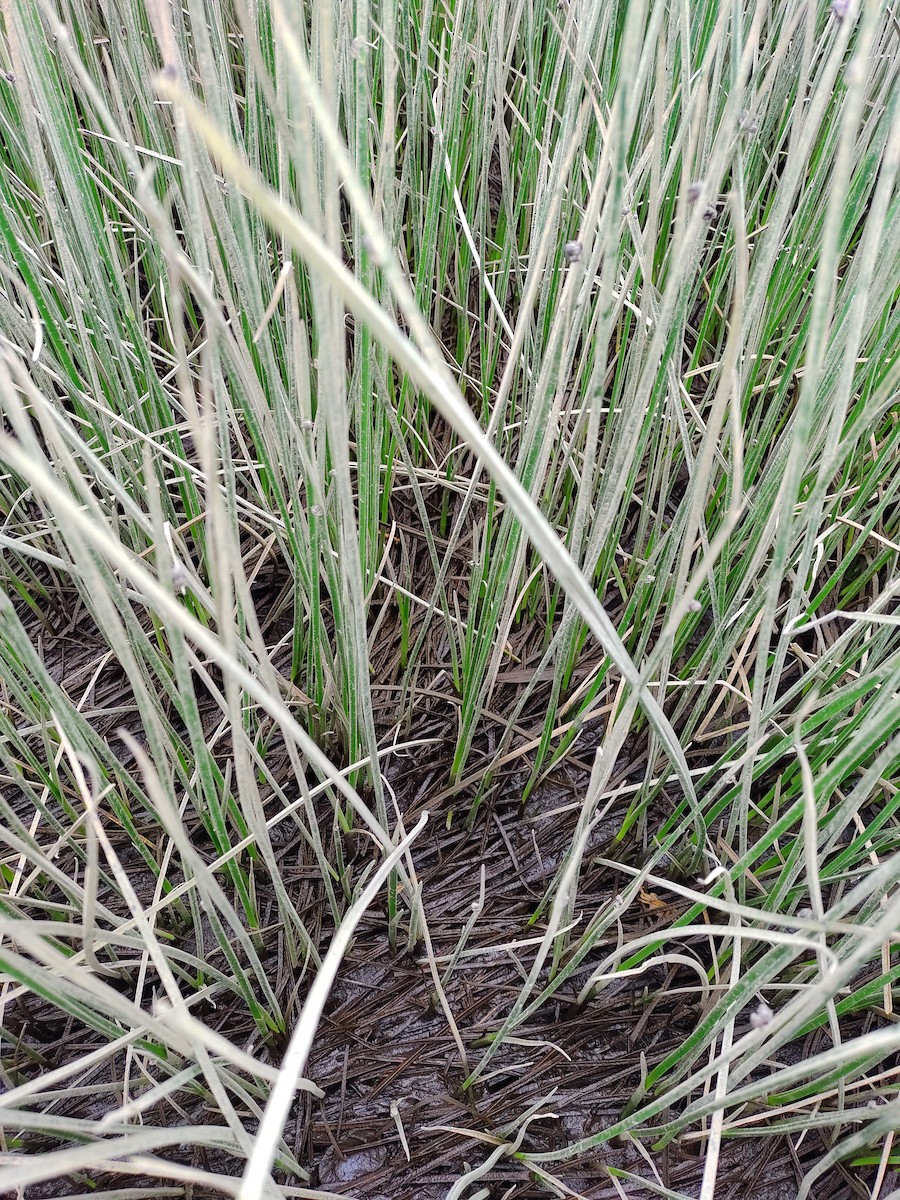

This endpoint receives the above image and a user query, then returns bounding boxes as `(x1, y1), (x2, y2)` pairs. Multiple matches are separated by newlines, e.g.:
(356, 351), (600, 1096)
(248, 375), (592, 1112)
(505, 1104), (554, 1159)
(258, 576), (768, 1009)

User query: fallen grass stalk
(239, 811), (428, 1200)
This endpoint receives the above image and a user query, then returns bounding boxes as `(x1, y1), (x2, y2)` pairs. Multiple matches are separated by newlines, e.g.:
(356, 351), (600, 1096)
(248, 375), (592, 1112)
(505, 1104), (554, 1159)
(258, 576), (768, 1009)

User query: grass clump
(0, 0), (899, 1196)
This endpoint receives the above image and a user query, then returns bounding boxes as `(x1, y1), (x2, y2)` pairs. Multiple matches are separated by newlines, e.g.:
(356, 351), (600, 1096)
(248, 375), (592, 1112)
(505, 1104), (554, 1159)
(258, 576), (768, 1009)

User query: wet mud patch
(1, 572), (890, 1200)
(295, 764), (880, 1198)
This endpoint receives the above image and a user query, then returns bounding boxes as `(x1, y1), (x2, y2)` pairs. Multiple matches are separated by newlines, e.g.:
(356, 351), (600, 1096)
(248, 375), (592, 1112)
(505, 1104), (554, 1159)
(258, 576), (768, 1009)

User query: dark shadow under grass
(2, 582), (889, 1199)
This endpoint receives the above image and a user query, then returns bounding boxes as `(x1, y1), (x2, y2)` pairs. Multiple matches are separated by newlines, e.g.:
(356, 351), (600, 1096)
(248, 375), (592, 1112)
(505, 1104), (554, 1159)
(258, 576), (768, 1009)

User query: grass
(0, 0), (899, 1195)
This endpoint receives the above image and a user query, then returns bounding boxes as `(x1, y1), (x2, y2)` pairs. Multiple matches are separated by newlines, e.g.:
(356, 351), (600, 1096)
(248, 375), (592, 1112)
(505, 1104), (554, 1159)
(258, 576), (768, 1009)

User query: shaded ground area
(297, 752), (880, 1199)
(5, 759), (878, 1198)
(0, 554), (890, 1199)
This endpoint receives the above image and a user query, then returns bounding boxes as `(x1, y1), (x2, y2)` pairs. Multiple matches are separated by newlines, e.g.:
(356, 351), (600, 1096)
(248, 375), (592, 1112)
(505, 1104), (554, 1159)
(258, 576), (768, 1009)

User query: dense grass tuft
(1, 0), (899, 1196)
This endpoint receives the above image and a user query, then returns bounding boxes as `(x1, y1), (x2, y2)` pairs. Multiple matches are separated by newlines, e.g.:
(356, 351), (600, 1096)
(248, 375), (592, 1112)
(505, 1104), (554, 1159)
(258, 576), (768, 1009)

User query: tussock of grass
(0, 0), (899, 1196)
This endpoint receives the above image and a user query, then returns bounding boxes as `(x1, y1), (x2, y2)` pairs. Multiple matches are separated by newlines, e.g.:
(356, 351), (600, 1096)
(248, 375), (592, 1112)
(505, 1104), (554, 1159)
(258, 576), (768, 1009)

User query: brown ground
(0, 504), (888, 1200)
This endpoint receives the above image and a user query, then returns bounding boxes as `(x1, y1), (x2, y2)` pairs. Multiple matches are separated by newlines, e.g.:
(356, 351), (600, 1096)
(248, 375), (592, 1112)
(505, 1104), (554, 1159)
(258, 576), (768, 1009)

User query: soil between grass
(2, 719), (884, 1198)
(1, 558), (890, 1199)
(295, 757), (877, 1200)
